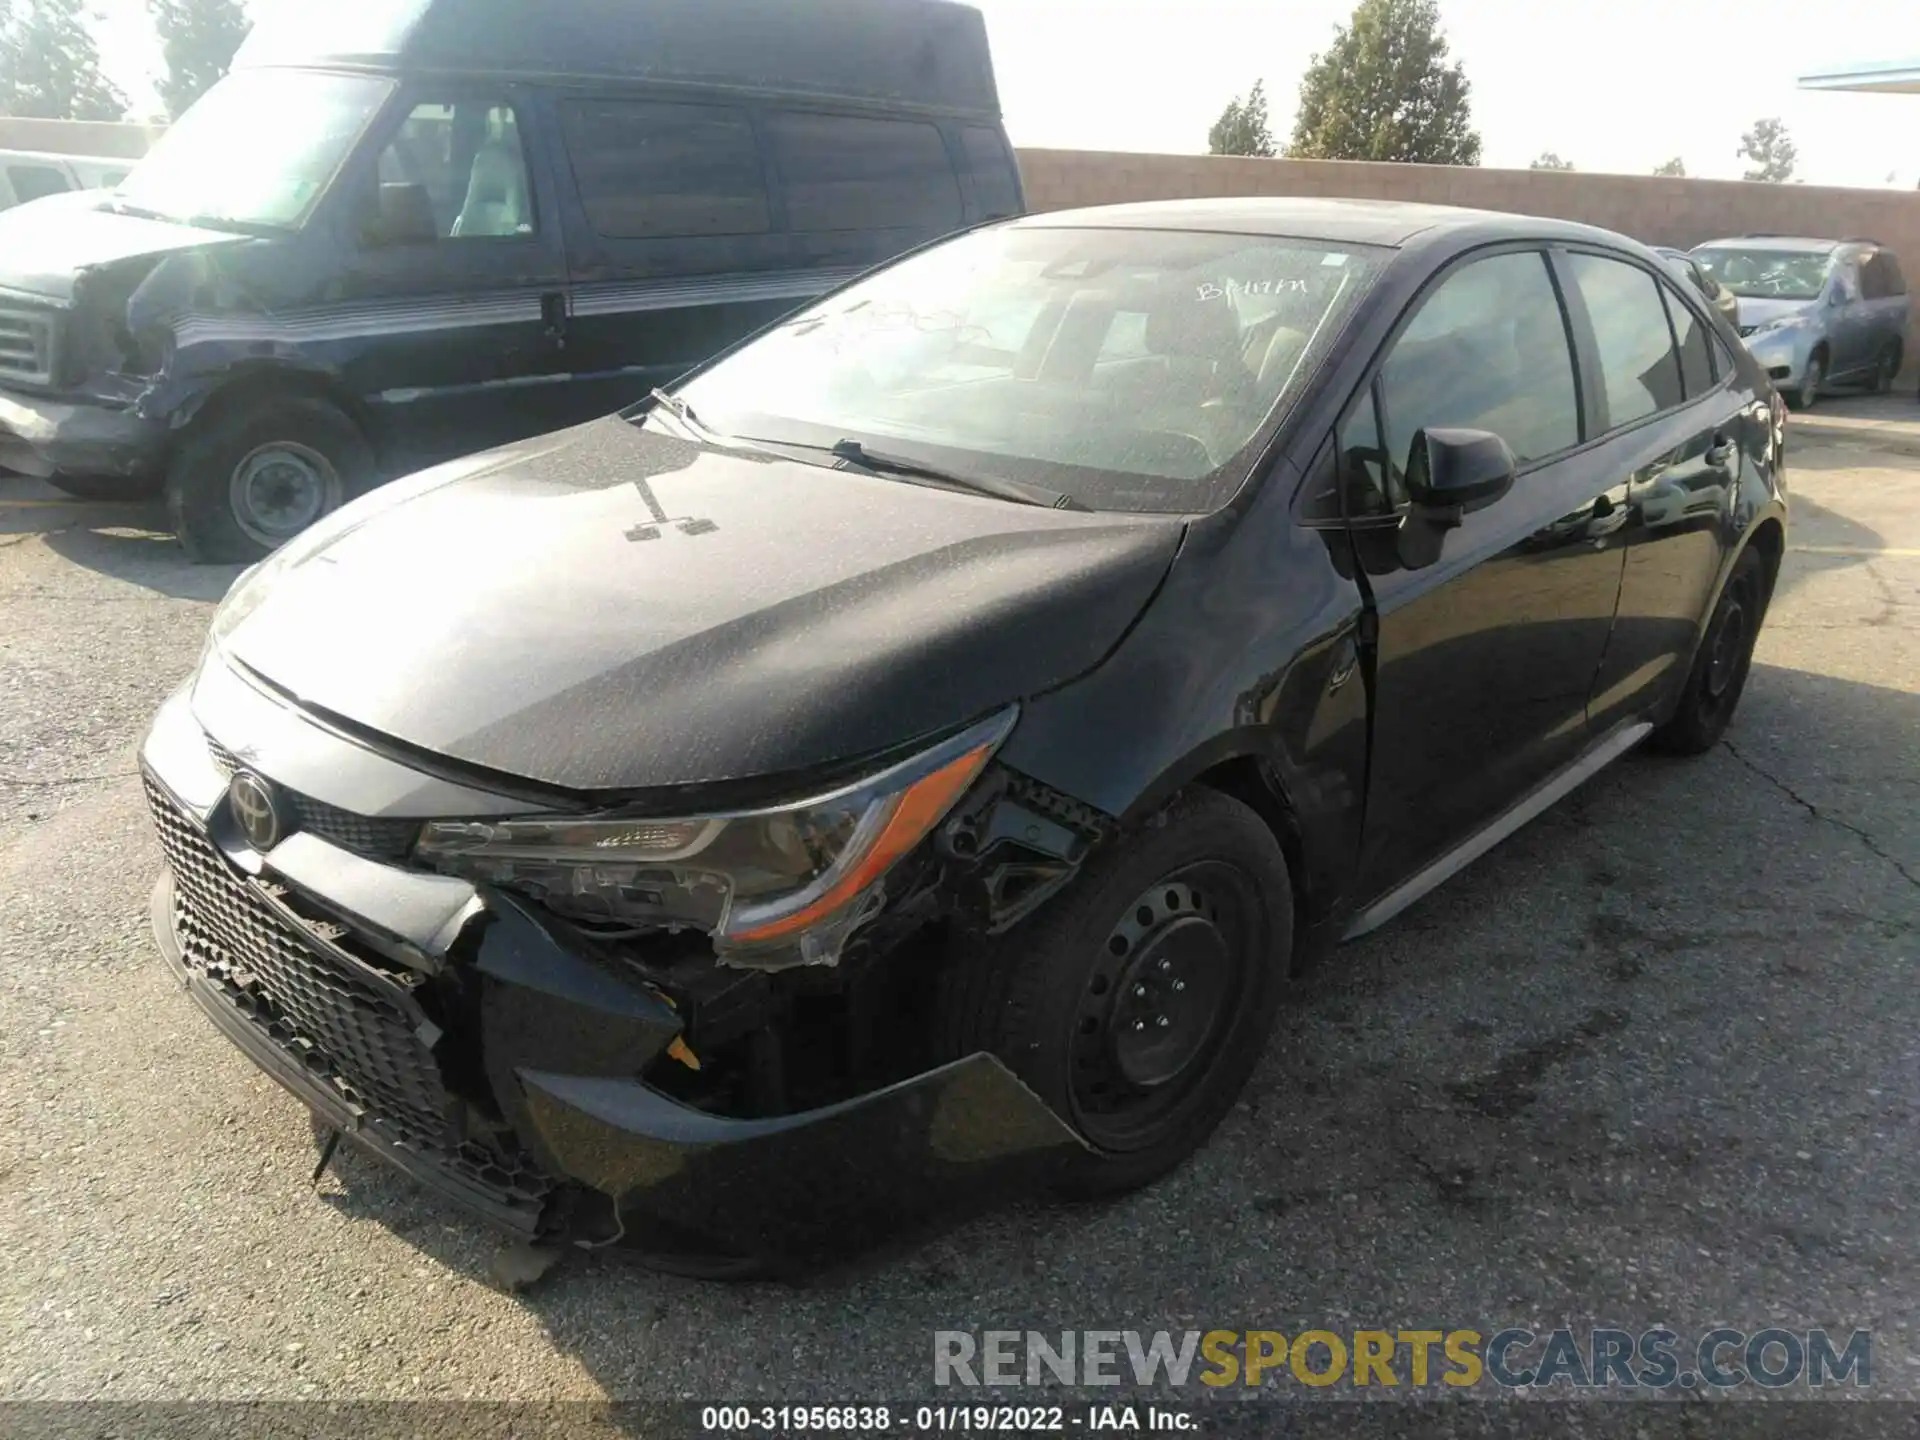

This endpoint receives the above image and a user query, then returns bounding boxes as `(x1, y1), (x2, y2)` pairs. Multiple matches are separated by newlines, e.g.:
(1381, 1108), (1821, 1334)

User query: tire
(1787, 349), (1825, 411)
(936, 787), (1294, 1197)
(164, 396), (374, 564)
(1648, 546), (1770, 756)
(1869, 341), (1901, 395)
(45, 472), (163, 502)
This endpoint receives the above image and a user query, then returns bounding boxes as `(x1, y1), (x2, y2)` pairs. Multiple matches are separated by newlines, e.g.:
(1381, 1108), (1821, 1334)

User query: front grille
(144, 773), (555, 1219)
(0, 307), (57, 386)
(206, 736), (419, 862)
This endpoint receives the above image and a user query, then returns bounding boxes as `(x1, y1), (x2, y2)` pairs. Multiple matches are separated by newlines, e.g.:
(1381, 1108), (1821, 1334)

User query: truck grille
(206, 736), (420, 862)
(144, 773), (556, 1222)
(0, 307), (57, 386)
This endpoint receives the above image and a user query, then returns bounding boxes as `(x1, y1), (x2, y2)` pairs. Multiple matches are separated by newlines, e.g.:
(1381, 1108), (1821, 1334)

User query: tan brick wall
(1015, 149), (1920, 378)
(0, 118), (159, 160)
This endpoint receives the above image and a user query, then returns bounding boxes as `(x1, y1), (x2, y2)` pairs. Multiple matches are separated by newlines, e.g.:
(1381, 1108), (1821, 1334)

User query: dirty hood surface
(0, 198), (246, 304)
(220, 417), (1185, 795)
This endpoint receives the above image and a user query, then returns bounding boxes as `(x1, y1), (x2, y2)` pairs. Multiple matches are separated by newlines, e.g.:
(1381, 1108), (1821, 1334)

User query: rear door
(545, 93), (802, 425)
(1579, 251), (1762, 731)
(1341, 246), (1630, 902)
(1826, 251), (1873, 379)
(333, 85), (573, 475)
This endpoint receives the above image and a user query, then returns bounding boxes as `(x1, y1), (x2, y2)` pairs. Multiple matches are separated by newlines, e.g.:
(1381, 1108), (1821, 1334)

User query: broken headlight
(416, 709), (1015, 966)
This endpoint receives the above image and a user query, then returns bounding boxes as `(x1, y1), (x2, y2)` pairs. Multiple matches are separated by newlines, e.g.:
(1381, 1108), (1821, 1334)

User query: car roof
(1695, 235), (1842, 252)
(1009, 197), (1645, 251)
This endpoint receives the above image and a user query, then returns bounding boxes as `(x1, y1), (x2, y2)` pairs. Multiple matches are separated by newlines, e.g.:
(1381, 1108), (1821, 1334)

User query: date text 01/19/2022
(700, 1405), (1198, 1432)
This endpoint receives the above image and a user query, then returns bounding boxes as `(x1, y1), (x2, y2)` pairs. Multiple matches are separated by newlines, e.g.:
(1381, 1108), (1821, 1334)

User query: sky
(91, 0), (1920, 188)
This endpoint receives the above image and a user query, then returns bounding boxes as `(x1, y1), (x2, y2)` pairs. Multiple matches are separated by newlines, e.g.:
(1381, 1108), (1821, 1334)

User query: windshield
(116, 69), (393, 232)
(1692, 247), (1831, 301)
(671, 225), (1388, 515)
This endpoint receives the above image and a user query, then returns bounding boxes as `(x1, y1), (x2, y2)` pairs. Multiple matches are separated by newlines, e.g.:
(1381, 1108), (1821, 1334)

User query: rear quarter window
(766, 111), (963, 234)
(960, 126), (1020, 219)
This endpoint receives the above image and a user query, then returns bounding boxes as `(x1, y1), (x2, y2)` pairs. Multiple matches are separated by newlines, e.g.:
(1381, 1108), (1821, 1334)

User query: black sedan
(140, 199), (1788, 1273)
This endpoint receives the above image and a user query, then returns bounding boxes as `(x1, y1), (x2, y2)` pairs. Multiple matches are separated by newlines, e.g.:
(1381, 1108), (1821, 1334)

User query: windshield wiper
(826, 439), (1089, 511)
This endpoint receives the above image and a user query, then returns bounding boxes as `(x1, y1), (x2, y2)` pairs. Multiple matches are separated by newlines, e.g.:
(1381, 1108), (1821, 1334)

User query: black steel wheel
(1649, 545), (1770, 755)
(937, 787), (1293, 1196)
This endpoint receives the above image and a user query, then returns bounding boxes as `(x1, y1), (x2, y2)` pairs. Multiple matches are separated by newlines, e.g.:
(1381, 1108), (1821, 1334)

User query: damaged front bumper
(140, 683), (1085, 1265)
(0, 386), (164, 478)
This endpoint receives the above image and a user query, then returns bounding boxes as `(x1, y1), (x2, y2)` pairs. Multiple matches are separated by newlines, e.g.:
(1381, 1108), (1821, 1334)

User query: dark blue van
(0, 0), (1020, 559)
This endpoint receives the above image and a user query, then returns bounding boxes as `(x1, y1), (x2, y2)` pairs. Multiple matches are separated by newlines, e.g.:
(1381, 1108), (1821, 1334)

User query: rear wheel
(1649, 546), (1770, 756)
(937, 788), (1293, 1197)
(165, 396), (375, 564)
(1870, 341), (1901, 395)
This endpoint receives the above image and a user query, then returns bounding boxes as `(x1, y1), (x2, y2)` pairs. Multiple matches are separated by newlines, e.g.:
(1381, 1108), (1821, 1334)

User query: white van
(0, 150), (133, 210)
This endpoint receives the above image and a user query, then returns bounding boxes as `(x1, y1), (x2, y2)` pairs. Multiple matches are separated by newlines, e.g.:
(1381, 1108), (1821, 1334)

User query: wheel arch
(167, 363), (378, 463)
(1123, 739), (1324, 976)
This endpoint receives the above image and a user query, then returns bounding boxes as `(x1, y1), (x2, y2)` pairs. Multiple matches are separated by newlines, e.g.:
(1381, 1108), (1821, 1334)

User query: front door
(1341, 247), (1629, 903)
(332, 85), (573, 476)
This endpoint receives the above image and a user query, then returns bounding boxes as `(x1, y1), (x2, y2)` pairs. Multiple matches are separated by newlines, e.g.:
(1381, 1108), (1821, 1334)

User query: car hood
(218, 418), (1185, 795)
(1735, 297), (1817, 331)
(0, 199), (246, 304)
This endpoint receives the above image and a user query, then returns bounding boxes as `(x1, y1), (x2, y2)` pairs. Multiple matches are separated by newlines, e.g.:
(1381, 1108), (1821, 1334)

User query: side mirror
(363, 182), (438, 248)
(1396, 427), (1516, 570)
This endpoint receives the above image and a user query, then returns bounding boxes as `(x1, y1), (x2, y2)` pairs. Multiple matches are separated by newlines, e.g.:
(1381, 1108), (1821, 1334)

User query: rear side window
(1661, 284), (1714, 398)
(1566, 254), (1684, 428)
(8, 164), (72, 204)
(766, 111), (963, 233)
(1378, 250), (1581, 472)
(961, 126), (1020, 219)
(560, 100), (770, 239)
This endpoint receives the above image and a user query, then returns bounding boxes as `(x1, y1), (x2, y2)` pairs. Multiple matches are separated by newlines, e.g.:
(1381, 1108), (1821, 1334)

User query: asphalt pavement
(1, 414), (1915, 1408)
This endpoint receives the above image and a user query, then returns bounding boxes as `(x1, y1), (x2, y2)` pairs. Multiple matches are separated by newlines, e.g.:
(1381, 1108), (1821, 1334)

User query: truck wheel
(46, 473), (163, 502)
(937, 787), (1293, 1198)
(165, 397), (374, 564)
(1648, 546), (1769, 756)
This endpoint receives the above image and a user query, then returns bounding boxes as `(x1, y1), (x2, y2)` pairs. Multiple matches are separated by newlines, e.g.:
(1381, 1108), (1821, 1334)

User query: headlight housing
(417, 709), (1016, 967)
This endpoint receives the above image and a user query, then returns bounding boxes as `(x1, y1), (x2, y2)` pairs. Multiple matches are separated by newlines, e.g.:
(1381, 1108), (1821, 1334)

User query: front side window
(766, 111), (963, 233)
(1692, 247), (1831, 301)
(560, 99), (770, 240)
(671, 225), (1388, 514)
(373, 100), (532, 239)
(1566, 254), (1684, 428)
(1377, 250), (1580, 476)
(117, 68), (393, 232)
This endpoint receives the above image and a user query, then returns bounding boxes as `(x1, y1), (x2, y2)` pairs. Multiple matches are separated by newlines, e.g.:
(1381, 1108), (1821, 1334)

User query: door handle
(1704, 435), (1735, 470)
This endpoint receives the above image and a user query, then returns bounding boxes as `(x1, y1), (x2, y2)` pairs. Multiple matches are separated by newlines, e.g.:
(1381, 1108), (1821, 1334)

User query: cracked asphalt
(1, 422), (1915, 1409)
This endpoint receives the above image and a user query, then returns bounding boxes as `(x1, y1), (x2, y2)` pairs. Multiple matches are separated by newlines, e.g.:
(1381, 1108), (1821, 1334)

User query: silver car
(1690, 235), (1909, 408)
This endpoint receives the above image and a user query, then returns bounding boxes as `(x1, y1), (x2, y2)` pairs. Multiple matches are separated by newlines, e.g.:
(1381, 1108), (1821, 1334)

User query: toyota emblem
(228, 770), (285, 852)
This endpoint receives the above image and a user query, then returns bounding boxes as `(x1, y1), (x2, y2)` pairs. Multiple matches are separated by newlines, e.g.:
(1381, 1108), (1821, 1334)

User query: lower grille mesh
(145, 773), (554, 1217)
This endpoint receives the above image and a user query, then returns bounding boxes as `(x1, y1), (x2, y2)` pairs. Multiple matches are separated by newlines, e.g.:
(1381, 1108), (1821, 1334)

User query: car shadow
(288, 664), (1917, 1407)
(0, 477), (244, 602)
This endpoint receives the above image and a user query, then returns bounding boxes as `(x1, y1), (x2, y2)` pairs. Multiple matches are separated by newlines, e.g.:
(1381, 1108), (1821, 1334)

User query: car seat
(451, 141), (527, 238)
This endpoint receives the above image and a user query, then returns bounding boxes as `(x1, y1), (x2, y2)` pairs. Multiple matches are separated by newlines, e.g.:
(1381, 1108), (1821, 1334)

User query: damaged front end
(142, 684), (1113, 1267)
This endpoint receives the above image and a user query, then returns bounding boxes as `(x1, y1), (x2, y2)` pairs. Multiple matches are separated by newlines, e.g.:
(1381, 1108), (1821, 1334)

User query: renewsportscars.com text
(933, 1328), (1872, 1391)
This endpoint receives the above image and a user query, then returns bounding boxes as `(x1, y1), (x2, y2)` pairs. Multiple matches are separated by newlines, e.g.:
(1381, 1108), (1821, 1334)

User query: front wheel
(936, 787), (1293, 1197)
(1648, 546), (1770, 756)
(1787, 350), (1826, 411)
(165, 397), (375, 564)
